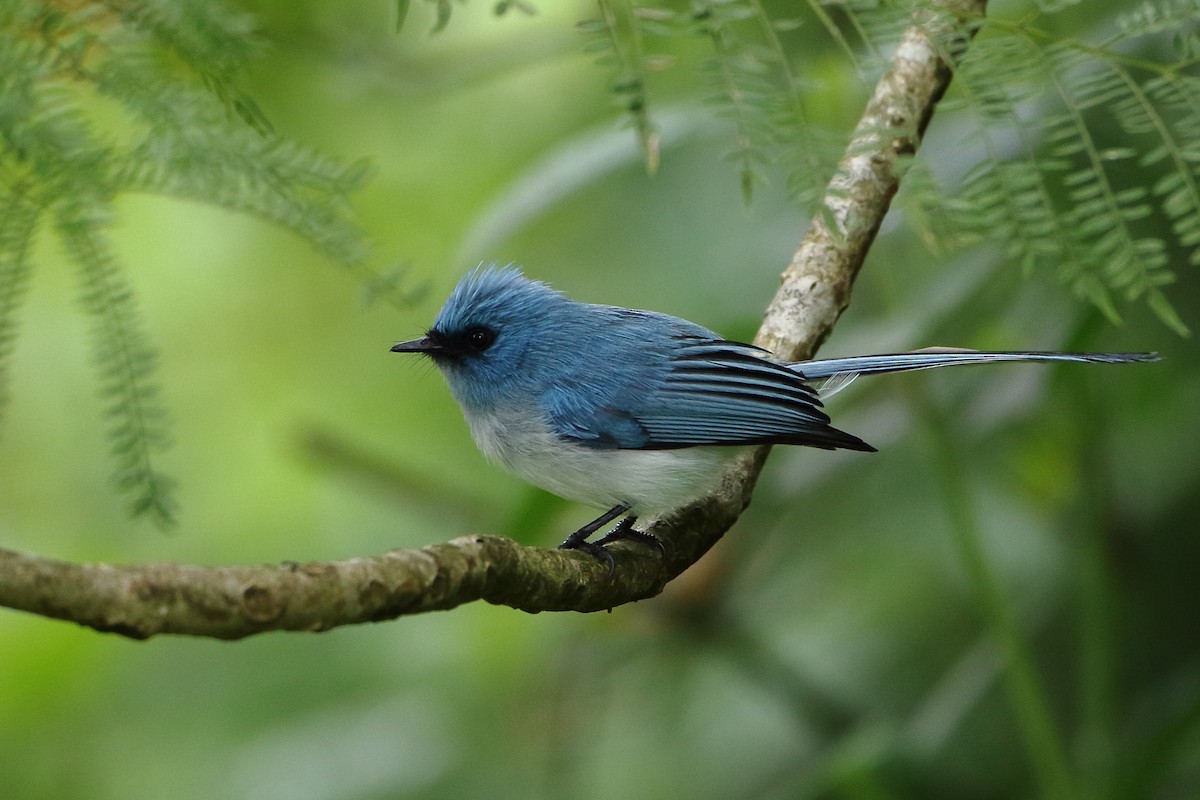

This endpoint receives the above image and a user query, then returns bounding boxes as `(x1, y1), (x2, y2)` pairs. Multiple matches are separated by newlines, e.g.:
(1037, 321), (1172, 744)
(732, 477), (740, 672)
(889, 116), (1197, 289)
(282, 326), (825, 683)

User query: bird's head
(391, 265), (570, 410)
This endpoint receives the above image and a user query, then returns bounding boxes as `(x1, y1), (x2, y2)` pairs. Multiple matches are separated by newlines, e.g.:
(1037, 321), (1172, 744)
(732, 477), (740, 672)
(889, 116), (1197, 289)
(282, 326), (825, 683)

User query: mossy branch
(0, 0), (989, 639)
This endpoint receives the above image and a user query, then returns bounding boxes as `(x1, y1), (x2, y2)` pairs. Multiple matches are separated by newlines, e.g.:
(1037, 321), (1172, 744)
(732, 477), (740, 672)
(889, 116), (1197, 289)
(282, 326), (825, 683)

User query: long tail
(793, 347), (1158, 397)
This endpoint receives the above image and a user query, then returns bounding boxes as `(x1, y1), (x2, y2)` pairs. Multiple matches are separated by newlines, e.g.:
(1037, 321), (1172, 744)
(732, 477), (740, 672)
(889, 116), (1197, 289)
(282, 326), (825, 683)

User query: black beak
(390, 336), (440, 354)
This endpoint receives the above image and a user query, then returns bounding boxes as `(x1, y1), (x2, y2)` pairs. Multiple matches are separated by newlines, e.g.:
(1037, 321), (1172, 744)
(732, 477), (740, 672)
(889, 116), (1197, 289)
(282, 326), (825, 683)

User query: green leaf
(1147, 287), (1191, 336)
(431, 0), (453, 34)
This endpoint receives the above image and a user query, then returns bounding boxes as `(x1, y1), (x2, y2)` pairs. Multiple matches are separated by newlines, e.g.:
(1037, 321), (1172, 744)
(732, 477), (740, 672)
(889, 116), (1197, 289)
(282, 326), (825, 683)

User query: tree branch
(0, 0), (988, 639)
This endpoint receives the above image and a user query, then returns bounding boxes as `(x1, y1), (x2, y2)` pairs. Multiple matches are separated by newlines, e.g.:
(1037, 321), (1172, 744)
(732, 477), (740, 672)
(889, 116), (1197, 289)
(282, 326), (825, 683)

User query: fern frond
(1109, 68), (1200, 336)
(688, 2), (780, 203)
(1045, 45), (1172, 318)
(0, 187), (41, 430)
(678, 1), (844, 206)
(748, 0), (834, 205)
(115, 127), (372, 267)
(908, 7), (1197, 333)
(1142, 73), (1200, 269)
(799, 0), (870, 79)
(580, 0), (659, 172)
(940, 33), (1046, 119)
(0, 0), (395, 523)
(907, 27), (1092, 288)
(393, 0), (537, 34)
(849, 0), (917, 71)
(55, 199), (177, 527)
(104, 0), (272, 134)
(1114, 0), (1200, 51)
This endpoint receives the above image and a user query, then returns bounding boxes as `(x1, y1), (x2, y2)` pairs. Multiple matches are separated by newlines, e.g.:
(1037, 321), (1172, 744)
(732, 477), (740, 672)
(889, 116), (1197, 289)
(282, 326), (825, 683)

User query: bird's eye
(464, 326), (496, 352)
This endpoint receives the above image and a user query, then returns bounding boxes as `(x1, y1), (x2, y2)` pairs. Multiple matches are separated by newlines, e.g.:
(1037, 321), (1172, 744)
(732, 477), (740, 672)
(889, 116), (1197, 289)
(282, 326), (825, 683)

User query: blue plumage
(391, 265), (1157, 565)
(415, 266), (868, 452)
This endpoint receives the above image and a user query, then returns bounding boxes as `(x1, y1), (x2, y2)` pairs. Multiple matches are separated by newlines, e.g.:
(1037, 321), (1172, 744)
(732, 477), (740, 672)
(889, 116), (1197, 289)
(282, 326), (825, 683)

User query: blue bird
(391, 266), (1156, 568)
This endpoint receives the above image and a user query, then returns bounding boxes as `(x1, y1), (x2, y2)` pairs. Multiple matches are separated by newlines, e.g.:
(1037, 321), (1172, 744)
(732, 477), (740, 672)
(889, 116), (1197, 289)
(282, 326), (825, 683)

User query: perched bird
(391, 266), (1156, 568)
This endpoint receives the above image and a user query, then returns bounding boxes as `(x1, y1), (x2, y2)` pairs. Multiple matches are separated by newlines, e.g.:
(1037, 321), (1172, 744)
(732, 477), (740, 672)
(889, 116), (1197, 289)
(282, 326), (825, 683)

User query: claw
(593, 516), (668, 560)
(558, 506), (667, 575)
(558, 504), (630, 575)
(568, 539), (616, 577)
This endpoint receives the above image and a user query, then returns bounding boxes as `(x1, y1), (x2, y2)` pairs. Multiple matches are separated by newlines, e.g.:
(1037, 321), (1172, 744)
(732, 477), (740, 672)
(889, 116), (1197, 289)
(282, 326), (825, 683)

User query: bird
(390, 265), (1157, 569)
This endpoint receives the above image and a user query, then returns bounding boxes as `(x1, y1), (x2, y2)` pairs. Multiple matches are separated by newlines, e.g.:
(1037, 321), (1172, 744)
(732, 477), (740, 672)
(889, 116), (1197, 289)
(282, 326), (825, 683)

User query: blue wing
(544, 329), (874, 452)
(539, 303), (1156, 453)
(629, 338), (874, 450)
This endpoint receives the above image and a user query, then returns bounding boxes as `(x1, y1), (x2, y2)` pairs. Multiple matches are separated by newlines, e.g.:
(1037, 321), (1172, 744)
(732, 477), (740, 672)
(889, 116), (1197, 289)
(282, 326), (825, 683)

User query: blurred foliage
(0, 0), (404, 523)
(3, 0), (1196, 523)
(0, 1), (1198, 799)
(420, 0), (1200, 331)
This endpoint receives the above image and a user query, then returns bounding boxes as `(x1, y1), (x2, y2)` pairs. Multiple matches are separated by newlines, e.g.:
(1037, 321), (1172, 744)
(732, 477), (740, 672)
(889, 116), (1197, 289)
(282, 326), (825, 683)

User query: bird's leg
(593, 516), (667, 559)
(558, 504), (631, 574)
(559, 505), (667, 574)
(558, 504), (630, 550)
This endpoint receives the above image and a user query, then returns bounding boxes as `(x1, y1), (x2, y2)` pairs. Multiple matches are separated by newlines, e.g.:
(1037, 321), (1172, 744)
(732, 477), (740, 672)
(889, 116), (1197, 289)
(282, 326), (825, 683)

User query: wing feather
(561, 339), (875, 451)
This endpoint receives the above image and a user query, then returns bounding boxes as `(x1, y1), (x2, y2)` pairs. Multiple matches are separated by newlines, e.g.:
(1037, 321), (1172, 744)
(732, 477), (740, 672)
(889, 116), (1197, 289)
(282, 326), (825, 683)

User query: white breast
(465, 405), (732, 515)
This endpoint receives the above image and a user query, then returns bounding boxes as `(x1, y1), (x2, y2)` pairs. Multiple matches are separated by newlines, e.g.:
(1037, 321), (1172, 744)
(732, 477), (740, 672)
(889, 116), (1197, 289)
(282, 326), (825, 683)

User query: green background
(2, 1), (1198, 798)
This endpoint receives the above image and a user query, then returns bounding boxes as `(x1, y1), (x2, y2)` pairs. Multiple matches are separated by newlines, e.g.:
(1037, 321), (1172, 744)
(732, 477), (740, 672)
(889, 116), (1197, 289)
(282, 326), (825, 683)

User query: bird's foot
(558, 504), (628, 577)
(560, 538), (617, 576)
(558, 507), (665, 576)
(593, 516), (667, 559)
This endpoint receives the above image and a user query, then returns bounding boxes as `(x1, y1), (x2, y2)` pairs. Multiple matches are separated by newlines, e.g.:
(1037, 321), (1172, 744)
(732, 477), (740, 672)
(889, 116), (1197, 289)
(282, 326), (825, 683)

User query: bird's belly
(465, 407), (732, 514)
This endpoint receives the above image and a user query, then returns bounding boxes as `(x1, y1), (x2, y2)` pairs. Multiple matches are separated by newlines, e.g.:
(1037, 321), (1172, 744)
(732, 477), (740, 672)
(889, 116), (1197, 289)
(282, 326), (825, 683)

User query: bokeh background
(2, 1), (1198, 798)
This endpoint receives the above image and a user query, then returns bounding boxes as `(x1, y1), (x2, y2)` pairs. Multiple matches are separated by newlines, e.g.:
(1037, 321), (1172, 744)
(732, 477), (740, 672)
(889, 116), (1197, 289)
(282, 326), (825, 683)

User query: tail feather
(792, 348), (1158, 397)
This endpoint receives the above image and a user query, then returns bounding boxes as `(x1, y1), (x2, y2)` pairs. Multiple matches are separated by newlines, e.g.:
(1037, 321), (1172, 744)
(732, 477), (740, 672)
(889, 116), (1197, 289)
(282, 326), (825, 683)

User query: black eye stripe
(425, 325), (496, 357)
